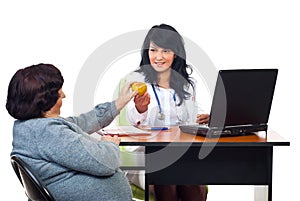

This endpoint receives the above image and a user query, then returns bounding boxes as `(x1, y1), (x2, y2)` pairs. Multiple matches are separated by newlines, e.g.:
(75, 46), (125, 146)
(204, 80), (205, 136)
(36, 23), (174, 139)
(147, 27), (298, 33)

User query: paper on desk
(97, 126), (151, 136)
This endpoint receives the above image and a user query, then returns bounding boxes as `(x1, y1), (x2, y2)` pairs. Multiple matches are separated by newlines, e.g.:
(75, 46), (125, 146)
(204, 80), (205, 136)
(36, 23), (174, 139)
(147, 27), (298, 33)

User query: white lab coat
(125, 71), (206, 126)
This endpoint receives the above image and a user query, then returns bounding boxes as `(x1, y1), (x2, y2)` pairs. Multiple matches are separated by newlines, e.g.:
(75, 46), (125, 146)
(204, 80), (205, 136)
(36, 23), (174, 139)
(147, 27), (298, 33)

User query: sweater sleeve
(36, 119), (121, 176)
(65, 101), (119, 134)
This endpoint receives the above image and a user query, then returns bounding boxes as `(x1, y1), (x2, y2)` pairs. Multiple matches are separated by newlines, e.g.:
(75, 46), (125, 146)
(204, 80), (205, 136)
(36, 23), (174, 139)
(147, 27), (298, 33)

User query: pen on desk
(150, 127), (169, 131)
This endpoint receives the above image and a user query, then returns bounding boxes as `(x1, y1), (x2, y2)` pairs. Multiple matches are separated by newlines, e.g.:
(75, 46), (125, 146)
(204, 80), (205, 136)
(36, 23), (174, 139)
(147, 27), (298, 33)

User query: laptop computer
(179, 69), (278, 137)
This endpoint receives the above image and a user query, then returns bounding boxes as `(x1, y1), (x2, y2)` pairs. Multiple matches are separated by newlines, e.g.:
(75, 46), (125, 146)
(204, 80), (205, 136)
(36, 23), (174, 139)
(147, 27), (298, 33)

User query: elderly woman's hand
(115, 82), (137, 112)
(101, 135), (121, 145)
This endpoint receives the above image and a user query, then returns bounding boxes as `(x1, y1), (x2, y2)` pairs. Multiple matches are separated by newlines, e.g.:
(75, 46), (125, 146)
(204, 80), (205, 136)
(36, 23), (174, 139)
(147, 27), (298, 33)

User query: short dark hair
(6, 63), (64, 120)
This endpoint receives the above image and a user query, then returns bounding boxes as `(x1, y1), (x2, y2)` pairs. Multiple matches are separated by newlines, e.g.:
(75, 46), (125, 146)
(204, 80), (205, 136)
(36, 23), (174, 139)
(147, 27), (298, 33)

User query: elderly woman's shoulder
(14, 118), (65, 129)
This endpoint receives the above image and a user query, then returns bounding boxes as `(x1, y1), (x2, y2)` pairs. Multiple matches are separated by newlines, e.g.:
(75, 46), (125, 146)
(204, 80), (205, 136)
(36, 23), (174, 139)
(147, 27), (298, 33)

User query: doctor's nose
(155, 50), (164, 60)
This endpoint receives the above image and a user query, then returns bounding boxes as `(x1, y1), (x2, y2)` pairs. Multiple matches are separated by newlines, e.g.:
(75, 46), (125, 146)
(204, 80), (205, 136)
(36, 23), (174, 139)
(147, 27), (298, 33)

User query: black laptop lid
(208, 69), (278, 128)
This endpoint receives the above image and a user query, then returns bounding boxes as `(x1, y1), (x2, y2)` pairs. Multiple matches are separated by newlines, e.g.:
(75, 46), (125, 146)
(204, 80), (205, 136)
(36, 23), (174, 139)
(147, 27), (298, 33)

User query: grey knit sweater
(11, 101), (132, 201)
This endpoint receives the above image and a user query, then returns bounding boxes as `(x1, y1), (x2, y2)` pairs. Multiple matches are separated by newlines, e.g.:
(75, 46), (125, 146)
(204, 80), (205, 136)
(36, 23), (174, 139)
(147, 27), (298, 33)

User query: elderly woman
(6, 63), (136, 201)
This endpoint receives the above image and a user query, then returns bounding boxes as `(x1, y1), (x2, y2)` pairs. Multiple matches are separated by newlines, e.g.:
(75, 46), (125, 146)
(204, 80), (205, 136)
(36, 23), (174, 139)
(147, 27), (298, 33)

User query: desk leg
(268, 184), (272, 201)
(145, 173), (149, 201)
(268, 146), (273, 201)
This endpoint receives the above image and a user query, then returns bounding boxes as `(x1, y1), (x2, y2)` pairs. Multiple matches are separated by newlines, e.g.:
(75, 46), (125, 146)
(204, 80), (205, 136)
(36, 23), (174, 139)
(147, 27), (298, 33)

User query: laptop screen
(208, 69), (278, 128)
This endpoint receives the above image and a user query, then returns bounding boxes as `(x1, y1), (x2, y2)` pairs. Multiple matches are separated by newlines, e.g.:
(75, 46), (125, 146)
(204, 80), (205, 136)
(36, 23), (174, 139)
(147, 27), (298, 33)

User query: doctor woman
(125, 24), (209, 201)
(126, 24), (209, 127)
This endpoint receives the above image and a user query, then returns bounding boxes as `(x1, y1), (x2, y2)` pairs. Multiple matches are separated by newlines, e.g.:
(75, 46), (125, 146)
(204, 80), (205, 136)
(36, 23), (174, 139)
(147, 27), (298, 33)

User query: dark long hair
(136, 24), (195, 105)
(6, 63), (64, 120)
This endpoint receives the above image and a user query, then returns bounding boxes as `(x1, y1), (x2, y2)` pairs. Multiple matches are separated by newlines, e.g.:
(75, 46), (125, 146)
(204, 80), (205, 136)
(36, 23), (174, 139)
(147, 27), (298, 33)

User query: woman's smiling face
(148, 42), (175, 73)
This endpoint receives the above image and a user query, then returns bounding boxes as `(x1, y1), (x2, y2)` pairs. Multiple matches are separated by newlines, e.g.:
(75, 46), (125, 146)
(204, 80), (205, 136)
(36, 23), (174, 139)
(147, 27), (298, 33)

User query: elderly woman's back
(7, 63), (134, 201)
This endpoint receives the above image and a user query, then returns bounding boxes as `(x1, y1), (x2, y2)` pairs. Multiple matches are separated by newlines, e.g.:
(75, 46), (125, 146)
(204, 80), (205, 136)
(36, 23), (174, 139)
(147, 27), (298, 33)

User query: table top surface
(118, 126), (290, 146)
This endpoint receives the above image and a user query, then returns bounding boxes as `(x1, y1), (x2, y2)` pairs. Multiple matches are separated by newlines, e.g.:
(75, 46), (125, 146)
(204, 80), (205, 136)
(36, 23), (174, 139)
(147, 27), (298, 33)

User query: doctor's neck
(157, 70), (171, 89)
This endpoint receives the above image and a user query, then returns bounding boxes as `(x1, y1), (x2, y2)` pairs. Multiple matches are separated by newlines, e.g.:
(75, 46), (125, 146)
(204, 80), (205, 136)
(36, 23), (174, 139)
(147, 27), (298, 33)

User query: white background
(0, 1), (299, 200)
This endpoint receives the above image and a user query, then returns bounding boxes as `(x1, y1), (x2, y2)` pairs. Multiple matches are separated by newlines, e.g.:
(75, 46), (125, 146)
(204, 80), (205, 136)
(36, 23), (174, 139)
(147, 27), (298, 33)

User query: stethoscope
(151, 84), (176, 120)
